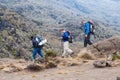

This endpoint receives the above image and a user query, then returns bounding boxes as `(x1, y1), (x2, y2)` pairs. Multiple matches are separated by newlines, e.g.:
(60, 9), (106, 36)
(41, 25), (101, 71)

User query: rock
(0, 65), (5, 70)
(26, 63), (44, 72)
(2, 67), (12, 73)
(18, 59), (26, 63)
(45, 62), (57, 69)
(1, 63), (26, 73)
(82, 36), (120, 58)
(67, 63), (80, 66)
(93, 60), (106, 68)
(106, 61), (114, 67)
(93, 60), (114, 68)
(114, 60), (120, 66)
(2, 66), (20, 73)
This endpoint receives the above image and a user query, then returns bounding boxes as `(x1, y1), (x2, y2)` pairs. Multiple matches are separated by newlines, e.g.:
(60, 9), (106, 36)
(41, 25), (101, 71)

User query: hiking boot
(70, 52), (74, 57)
(61, 56), (65, 58)
(117, 77), (120, 80)
(39, 58), (45, 63)
(33, 60), (37, 63)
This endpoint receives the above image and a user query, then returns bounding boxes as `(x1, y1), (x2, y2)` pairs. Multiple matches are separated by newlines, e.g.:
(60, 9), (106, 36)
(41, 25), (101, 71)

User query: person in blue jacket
(31, 34), (44, 62)
(60, 29), (74, 57)
(82, 20), (93, 47)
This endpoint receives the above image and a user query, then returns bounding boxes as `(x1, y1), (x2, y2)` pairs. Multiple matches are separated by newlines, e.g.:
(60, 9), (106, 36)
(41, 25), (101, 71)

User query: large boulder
(93, 60), (114, 68)
(79, 36), (120, 58)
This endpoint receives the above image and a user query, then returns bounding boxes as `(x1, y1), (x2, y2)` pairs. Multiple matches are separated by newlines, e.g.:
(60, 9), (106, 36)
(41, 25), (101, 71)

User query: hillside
(0, 5), (70, 58)
(0, 0), (120, 31)
(0, 0), (120, 58)
(0, 0), (119, 41)
(0, 6), (47, 58)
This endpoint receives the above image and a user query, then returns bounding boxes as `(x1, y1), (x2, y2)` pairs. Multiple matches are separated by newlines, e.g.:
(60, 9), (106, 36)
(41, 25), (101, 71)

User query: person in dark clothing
(31, 34), (44, 62)
(82, 20), (93, 47)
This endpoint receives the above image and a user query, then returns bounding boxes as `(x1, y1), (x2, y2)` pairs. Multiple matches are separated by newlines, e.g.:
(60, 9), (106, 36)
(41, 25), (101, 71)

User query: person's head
(31, 36), (34, 40)
(81, 20), (86, 24)
(60, 29), (65, 33)
(36, 34), (41, 38)
(89, 19), (93, 24)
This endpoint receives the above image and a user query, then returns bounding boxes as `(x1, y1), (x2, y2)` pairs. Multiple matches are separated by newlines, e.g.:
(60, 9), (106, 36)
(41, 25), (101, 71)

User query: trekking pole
(93, 33), (96, 39)
(60, 38), (63, 56)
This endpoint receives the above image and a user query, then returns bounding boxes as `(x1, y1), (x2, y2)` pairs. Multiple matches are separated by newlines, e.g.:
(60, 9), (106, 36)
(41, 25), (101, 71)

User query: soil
(0, 58), (120, 80)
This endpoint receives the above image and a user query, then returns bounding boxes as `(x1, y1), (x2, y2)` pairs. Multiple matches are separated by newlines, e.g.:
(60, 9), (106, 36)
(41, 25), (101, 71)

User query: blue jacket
(62, 31), (70, 42)
(85, 22), (91, 35)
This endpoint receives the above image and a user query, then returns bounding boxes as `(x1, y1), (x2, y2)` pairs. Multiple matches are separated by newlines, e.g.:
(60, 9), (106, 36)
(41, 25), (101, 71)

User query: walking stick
(60, 38), (63, 56)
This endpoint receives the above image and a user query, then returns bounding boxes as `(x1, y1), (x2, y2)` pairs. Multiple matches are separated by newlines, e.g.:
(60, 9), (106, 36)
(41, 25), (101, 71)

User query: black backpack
(32, 37), (39, 48)
(90, 23), (95, 34)
(32, 36), (43, 48)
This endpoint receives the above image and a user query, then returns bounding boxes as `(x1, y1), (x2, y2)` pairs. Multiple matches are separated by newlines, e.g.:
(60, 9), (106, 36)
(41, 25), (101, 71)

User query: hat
(89, 19), (93, 23)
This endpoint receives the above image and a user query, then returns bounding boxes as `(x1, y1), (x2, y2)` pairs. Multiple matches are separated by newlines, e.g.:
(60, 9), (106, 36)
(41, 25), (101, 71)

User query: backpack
(32, 35), (43, 48)
(90, 23), (95, 34)
(32, 37), (39, 48)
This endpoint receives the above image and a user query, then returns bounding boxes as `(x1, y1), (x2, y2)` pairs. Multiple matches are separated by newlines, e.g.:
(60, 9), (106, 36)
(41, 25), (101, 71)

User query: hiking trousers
(84, 33), (92, 47)
(32, 48), (44, 60)
(62, 41), (73, 56)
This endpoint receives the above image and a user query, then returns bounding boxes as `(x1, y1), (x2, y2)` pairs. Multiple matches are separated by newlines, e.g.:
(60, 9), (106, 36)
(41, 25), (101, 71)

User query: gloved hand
(85, 35), (88, 37)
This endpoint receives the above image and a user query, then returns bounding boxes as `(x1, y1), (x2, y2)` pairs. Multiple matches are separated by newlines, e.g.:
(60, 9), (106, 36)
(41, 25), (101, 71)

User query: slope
(0, 0), (119, 41)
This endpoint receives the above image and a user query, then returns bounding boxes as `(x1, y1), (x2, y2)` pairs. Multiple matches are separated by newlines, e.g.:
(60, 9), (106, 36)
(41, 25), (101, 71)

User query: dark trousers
(33, 48), (44, 60)
(84, 33), (92, 47)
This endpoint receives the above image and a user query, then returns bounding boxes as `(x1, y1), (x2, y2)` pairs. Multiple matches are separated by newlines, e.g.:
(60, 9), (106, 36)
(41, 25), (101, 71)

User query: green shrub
(113, 53), (120, 60)
(0, 16), (2, 20)
(0, 35), (3, 49)
(45, 49), (57, 58)
(6, 45), (17, 56)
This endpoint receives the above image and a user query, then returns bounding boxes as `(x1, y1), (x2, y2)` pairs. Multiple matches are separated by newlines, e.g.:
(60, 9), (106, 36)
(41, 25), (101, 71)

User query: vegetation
(0, 1), (119, 59)
(112, 53), (120, 60)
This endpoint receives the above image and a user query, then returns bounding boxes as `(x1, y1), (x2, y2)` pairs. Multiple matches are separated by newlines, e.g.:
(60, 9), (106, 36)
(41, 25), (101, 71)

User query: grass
(112, 53), (120, 60)
(45, 49), (57, 58)
(6, 45), (17, 57)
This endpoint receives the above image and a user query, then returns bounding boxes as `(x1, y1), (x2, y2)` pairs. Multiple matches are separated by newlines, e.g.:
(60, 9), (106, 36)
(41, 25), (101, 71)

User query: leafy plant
(45, 49), (57, 58)
(112, 53), (120, 60)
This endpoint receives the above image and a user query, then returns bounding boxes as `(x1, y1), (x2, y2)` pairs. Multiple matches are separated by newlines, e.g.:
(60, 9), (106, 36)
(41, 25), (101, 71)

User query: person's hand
(85, 35), (88, 37)
(60, 37), (63, 39)
(81, 31), (84, 35)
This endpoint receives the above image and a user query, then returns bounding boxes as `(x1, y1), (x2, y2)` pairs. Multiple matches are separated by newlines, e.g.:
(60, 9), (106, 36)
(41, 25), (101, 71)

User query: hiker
(82, 20), (94, 47)
(31, 34), (44, 62)
(60, 29), (74, 57)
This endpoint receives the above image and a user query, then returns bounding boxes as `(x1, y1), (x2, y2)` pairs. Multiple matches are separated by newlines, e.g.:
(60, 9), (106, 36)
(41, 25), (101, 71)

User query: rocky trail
(0, 58), (120, 80)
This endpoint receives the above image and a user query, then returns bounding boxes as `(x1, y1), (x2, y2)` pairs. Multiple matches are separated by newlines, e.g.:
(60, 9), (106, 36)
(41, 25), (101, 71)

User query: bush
(45, 49), (57, 58)
(26, 63), (44, 72)
(77, 49), (96, 60)
(6, 45), (17, 57)
(44, 49), (57, 62)
(79, 52), (96, 60)
(113, 53), (120, 60)
(0, 35), (3, 49)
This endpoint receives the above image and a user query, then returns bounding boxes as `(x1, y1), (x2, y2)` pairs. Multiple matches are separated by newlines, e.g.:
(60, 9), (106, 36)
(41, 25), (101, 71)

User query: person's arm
(85, 23), (90, 37)
(65, 32), (70, 38)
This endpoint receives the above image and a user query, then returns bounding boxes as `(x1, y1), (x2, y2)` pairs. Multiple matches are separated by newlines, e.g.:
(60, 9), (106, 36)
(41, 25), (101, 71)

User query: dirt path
(0, 62), (120, 80)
